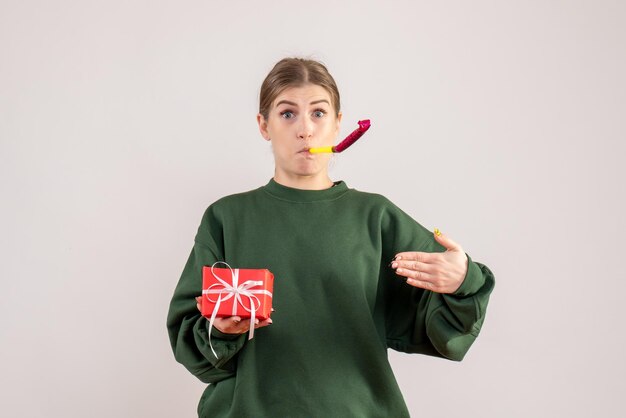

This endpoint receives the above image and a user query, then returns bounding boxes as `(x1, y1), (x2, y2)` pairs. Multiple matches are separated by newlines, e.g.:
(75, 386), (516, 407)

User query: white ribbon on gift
(202, 261), (273, 358)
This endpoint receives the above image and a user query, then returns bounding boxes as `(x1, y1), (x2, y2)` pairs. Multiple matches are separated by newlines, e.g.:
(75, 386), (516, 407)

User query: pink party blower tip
(308, 119), (371, 154)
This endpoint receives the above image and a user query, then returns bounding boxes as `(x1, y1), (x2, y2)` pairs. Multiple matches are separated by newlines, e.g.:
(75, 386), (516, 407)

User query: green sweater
(167, 179), (495, 417)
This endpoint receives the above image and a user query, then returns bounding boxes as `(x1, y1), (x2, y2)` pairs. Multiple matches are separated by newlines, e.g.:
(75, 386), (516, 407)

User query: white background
(1, 1), (625, 417)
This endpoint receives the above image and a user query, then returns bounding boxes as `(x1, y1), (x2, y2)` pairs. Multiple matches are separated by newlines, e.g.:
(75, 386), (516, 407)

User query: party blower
(308, 119), (371, 154)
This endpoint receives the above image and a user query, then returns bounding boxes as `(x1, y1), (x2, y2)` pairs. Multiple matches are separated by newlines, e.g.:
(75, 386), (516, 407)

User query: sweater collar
(263, 178), (349, 203)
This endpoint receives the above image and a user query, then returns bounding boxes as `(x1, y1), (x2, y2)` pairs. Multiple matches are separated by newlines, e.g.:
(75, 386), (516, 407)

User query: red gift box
(202, 264), (274, 321)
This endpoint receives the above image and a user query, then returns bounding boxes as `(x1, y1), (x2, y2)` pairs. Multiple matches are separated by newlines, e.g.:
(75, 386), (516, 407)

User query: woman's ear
(335, 111), (343, 135)
(257, 113), (271, 141)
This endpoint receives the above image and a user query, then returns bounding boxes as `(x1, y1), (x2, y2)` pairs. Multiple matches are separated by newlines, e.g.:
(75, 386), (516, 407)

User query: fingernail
(268, 319), (273, 324)
(255, 319), (259, 324)
(391, 262), (398, 269)
(397, 268), (403, 273)
(434, 228), (442, 237)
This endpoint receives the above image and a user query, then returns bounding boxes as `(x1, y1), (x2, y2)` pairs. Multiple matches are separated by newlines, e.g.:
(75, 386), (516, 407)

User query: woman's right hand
(195, 296), (273, 335)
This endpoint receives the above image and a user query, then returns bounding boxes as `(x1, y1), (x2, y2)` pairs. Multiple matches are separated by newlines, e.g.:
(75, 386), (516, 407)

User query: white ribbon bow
(202, 261), (273, 358)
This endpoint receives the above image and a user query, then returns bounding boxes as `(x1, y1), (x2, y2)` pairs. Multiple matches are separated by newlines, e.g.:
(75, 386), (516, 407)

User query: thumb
(434, 228), (462, 251)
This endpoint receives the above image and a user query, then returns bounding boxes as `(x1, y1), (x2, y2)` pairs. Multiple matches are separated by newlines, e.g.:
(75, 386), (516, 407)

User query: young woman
(167, 57), (495, 417)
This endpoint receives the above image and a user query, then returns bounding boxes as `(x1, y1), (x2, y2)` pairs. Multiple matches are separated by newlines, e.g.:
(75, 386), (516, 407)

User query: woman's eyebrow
(275, 99), (330, 107)
(275, 100), (296, 107)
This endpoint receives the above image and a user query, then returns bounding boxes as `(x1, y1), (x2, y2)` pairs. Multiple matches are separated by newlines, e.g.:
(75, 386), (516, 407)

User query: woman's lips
(298, 147), (314, 158)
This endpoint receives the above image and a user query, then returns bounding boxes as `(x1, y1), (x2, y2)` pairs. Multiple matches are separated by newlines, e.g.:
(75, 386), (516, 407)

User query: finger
(391, 259), (437, 274)
(394, 266), (435, 282)
(215, 316), (272, 334)
(224, 317), (251, 334)
(234, 318), (261, 333)
(254, 318), (273, 329)
(393, 251), (439, 264)
(433, 228), (463, 252)
(405, 278), (435, 290)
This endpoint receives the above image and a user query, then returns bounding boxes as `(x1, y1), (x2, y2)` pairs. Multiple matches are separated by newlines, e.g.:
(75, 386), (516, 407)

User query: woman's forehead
(273, 84), (332, 107)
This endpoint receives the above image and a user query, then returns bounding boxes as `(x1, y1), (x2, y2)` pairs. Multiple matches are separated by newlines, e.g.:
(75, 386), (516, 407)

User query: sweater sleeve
(166, 206), (247, 383)
(380, 200), (495, 361)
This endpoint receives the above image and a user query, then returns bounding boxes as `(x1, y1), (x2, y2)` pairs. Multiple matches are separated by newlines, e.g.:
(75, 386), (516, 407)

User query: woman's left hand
(391, 229), (468, 294)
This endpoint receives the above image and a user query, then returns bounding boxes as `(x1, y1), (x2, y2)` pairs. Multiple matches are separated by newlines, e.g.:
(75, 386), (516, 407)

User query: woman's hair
(259, 57), (341, 120)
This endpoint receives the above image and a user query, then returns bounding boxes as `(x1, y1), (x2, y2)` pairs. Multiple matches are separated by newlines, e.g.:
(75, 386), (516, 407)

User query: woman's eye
(313, 110), (326, 118)
(280, 111), (295, 119)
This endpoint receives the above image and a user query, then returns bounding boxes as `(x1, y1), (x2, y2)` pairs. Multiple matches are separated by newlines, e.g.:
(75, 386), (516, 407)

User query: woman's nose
(297, 118), (313, 139)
